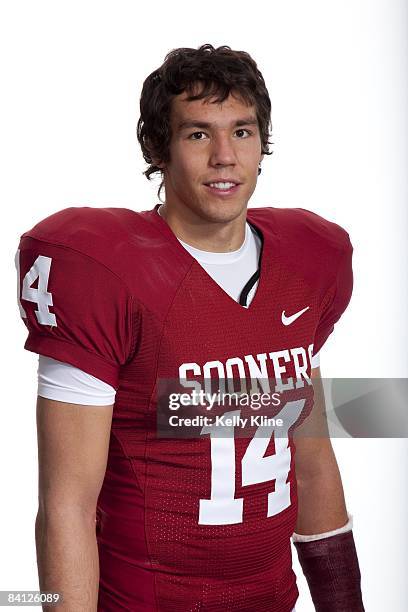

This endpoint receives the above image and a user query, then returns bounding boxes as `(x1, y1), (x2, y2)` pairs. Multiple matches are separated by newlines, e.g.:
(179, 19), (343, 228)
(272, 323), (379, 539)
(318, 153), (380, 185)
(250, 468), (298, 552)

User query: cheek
(244, 143), (262, 165)
(173, 156), (202, 187)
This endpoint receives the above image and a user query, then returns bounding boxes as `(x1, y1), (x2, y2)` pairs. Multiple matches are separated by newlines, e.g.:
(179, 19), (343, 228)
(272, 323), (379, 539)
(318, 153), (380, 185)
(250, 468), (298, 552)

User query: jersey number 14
(199, 401), (304, 525)
(15, 251), (57, 327)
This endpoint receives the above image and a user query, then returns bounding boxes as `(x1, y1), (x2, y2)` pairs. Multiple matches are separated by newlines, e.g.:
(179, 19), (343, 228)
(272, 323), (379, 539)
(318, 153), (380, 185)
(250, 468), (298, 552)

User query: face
(159, 87), (263, 224)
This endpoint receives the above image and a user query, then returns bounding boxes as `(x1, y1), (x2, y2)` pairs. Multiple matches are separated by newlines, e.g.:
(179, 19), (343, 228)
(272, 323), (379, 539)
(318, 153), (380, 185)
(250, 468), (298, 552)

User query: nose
(208, 131), (237, 168)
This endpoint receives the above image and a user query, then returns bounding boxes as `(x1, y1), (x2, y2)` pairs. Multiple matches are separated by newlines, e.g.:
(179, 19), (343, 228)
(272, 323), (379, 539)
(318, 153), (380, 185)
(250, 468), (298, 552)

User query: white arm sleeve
(311, 350), (320, 369)
(292, 513), (353, 542)
(37, 355), (116, 406)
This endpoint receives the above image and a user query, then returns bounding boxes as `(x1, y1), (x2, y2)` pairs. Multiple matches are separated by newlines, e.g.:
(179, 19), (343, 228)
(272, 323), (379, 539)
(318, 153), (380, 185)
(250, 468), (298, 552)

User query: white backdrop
(1, 1), (407, 610)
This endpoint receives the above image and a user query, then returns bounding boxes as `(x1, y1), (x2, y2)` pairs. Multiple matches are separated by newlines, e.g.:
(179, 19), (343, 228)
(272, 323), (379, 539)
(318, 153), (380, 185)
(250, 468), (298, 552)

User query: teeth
(209, 182), (236, 189)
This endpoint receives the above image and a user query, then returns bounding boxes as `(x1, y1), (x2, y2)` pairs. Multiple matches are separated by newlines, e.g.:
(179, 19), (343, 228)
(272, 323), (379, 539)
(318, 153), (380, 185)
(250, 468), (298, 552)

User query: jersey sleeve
(313, 233), (353, 356)
(16, 236), (137, 390)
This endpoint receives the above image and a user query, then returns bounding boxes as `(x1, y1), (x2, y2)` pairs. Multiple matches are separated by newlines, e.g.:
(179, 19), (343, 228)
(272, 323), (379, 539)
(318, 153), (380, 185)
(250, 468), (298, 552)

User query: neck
(157, 203), (247, 253)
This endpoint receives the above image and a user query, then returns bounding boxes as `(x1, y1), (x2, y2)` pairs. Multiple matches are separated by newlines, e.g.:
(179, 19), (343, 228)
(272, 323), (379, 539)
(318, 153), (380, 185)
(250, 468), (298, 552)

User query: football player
(16, 44), (364, 611)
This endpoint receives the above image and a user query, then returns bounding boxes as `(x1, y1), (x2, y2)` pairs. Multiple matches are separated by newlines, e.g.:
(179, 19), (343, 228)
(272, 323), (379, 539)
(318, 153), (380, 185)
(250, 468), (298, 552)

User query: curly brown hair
(136, 44), (273, 201)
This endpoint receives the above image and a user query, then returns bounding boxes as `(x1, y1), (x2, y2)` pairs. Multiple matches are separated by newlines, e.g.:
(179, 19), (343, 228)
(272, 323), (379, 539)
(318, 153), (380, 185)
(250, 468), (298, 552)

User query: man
(16, 44), (364, 610)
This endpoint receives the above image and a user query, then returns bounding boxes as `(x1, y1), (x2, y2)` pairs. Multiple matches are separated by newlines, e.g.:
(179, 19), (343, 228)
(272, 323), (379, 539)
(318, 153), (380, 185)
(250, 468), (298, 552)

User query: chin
(201, 203), (246, 223)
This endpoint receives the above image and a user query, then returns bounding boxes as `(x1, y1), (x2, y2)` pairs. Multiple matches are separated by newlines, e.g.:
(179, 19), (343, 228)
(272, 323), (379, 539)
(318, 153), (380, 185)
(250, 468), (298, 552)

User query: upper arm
(36, 396), (113, 517)
(293, 366), (335, 480)
(16, 217), (133, 515)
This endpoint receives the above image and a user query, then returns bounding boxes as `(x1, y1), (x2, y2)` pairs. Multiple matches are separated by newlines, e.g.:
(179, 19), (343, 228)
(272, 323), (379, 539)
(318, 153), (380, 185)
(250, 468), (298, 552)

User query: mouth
(203, 180), (242, 196)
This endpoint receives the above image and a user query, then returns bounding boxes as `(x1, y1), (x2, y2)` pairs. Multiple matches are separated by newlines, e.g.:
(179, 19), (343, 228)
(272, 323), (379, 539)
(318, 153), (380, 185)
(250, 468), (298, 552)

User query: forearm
(295, 446), (348, 535)
(293, 450), (364, 610)
(35, 508), (99, 611)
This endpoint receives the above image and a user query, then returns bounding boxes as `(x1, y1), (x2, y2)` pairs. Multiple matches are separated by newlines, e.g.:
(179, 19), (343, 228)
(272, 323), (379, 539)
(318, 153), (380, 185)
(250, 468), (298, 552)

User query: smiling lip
(204, 178), (242, 186)
(204, 182), (241, 196)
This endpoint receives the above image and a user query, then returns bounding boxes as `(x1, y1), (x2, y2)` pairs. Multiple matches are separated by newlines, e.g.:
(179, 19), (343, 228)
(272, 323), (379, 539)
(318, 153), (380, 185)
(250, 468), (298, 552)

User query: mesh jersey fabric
(35, 218), (262, 405)
(16, 204), (353, 611)
(35, 215), (319, 406)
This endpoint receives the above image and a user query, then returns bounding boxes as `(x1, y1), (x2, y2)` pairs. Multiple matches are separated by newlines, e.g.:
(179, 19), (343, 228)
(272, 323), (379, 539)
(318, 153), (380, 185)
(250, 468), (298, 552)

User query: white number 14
(199, 400), (305, 525)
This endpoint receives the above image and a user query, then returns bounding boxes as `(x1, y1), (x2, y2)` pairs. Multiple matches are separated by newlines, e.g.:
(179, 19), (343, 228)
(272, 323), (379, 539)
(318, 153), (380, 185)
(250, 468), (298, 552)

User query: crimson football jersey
(16, 204), (353, 611)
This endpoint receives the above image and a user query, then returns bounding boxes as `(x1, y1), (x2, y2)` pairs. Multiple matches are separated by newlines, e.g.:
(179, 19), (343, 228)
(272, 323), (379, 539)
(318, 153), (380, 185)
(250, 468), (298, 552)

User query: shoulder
(18, 206), (193, 314)
(248, 205), (352, 256)
(20, 206), (147, 250)
(248, 206), (353, 297)
(19, 206), (154, 280)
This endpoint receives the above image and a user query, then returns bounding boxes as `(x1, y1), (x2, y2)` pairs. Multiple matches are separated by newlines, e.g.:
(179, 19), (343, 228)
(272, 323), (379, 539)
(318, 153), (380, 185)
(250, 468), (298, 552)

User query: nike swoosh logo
(281, 306), (310, 326)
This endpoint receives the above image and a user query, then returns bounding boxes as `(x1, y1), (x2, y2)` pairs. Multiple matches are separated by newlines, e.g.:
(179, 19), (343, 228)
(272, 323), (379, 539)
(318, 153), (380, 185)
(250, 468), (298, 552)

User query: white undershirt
(177, 220), (261, 305)
(37, 209), (320, 405)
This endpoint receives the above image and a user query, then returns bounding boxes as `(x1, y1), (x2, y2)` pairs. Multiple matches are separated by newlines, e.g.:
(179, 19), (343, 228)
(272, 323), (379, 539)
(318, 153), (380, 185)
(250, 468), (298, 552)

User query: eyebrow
(176, 117), (258, 132)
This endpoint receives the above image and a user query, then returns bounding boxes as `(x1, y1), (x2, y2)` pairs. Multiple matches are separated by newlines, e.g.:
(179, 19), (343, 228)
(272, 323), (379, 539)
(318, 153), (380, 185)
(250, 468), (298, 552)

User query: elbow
(36, 494), (98, 527)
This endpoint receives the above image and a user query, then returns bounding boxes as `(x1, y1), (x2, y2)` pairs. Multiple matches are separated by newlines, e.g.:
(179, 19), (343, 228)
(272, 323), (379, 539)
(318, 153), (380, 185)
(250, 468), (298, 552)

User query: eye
(188, 131), (208, 140)
(235, 128), (252, 138)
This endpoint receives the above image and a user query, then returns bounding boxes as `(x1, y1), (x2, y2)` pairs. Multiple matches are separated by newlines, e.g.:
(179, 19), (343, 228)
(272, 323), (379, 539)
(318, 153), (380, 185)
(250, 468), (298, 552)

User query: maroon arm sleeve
(294, 530), (364, 611)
